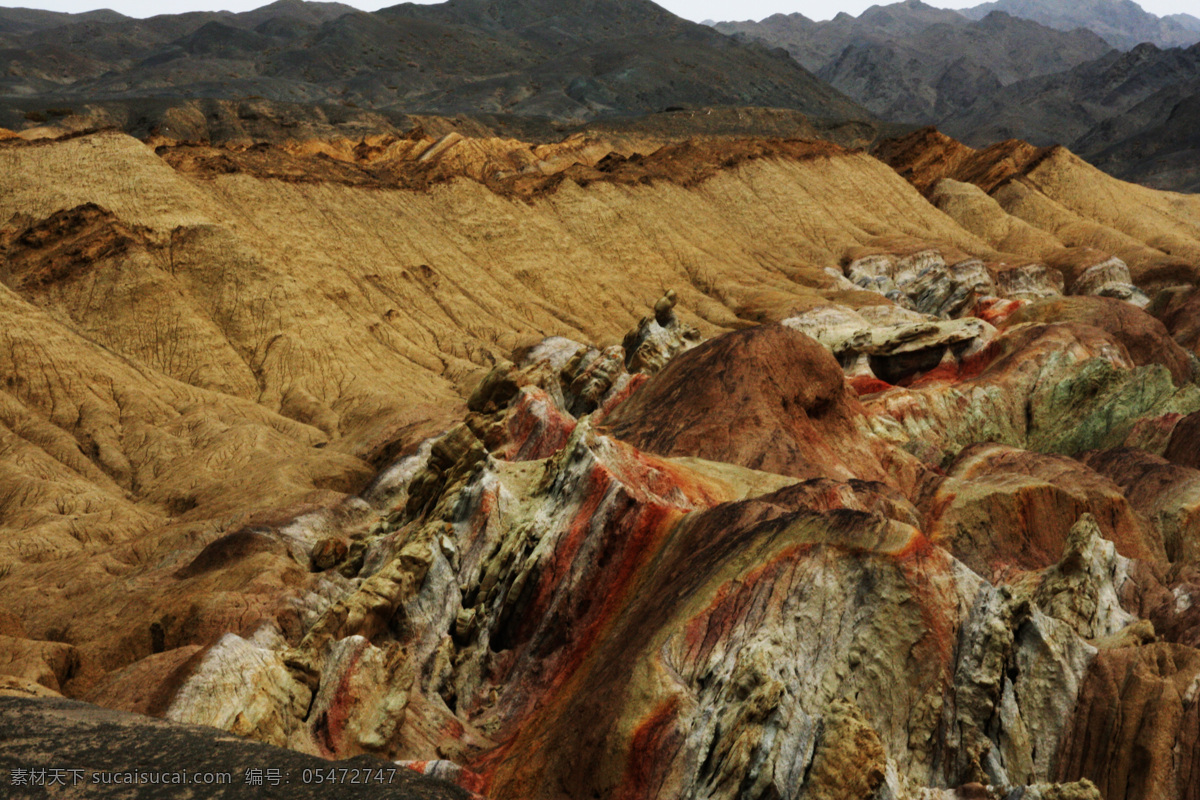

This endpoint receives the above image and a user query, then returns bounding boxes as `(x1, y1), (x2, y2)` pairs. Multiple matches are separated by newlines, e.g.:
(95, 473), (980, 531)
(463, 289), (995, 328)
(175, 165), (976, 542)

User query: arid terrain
(1, 109), (1200, 798)
(2, 0), (1200, 799)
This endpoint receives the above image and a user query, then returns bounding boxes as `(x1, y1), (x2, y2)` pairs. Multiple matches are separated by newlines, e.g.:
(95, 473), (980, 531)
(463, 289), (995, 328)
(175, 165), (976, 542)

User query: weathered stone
(990, 261), (1065, 301)
(310, 536), (349, 571)
(844, 245), (992, 318)
(1054, 644), (1200, 800)
(1085, 448), (1200, 563)
(622, 291), (703, 375)
(785, 305), (996, 388)
(1046, 249), (1148, 307)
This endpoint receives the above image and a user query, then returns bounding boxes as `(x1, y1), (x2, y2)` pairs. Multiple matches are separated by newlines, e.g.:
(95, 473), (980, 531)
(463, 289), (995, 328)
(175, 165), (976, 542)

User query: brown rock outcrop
(1153, 285), (1200, 356)
(925, 444), (1163, 576)
(1164, 410), (1200, 469)
(604, 324), (901, 484)
(874, 128), (1048, 195)
(1054, 644), (1200, 800)
(1084, 448), (1200, 563)
(1003, 296), (1195, 386)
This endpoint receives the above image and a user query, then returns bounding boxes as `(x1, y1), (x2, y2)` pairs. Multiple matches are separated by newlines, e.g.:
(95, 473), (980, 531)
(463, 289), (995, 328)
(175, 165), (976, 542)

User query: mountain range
(714, 0), (1200, 191)
(960, 0), (1200, 49)
(0, 0), (866, 130)
(4, 0), (1200, 190)
(716, 7), (1114, 124)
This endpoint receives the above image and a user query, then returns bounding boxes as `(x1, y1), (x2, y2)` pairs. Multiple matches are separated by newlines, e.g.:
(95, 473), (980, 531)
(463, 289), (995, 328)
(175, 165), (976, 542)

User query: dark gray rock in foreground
(0, 697), (470, 799)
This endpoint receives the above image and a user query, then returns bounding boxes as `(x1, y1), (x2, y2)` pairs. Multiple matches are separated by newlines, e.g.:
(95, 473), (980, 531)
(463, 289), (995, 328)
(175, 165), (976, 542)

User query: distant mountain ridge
(960, 0), (1200, 49)
(940, 40), (1200, 191)
(713, 0), (1200, 192)
(0, 0), (870, 129)
(714, 2), (1112, 124)
(714, 0), (970, 73)
(1167, 13), (1200, 33)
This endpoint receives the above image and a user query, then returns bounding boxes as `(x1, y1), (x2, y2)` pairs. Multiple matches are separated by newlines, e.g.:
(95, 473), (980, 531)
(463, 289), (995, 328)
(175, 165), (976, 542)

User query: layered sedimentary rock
(2, 126), (1200, 800)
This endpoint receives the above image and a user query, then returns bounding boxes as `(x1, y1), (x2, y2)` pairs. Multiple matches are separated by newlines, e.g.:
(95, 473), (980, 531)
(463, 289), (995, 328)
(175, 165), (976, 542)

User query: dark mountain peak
(979, 10), (1015, 24)
(396, 0), (671, 19)
(974, 9), (1113, 51)
(0, 0), (871, 129)
(717, 0), (1113, 128)
(873, 0), (937, 12)
(175, 18), (271, 54)
(239, 0), (359, 24)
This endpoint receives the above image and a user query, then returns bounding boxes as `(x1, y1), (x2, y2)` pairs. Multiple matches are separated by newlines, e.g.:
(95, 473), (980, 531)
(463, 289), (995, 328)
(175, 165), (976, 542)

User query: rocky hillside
(1075, 77), (1200, 192)
(941, 41), (1200, 191)
(0, 695), (470, 799)
(942, 41), (1200, 146)
(3, 123), (1200, 799)
(0, 0), (868, 130)
(960, 0), (1200, 49)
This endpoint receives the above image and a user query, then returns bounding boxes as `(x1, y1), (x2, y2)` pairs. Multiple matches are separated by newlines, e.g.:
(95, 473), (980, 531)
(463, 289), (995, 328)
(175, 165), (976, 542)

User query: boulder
(310, 537), (349, 571)
(1045, 248), (1148, 306)
(784, 305), (996, 388)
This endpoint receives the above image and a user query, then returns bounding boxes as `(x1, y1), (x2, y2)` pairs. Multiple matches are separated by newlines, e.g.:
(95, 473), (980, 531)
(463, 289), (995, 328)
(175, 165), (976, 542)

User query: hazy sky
(0, 0), (1196, 22)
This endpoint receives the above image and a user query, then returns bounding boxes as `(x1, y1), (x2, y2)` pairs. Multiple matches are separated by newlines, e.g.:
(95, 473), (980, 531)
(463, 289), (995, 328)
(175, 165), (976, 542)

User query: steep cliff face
(2, 127), (1200, 800)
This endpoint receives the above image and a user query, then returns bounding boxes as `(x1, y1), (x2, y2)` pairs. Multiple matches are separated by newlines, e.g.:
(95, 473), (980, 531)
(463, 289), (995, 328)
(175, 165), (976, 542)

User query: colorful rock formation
(1, 127), (1199, 800)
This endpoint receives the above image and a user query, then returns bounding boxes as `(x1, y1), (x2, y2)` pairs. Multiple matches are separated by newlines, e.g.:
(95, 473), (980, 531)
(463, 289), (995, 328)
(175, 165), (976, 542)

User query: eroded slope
(2, 126), (1200, 800)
